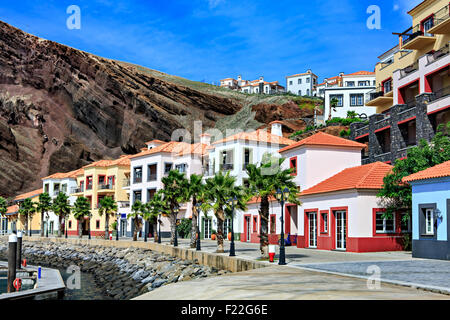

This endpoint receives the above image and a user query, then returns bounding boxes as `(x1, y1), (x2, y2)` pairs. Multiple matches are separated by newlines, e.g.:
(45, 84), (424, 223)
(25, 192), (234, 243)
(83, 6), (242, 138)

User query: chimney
(270, 121), (283, 137)
(259, 76), (264, 83)
(200, 133), (211, 145)
(307, 69), (312, 74)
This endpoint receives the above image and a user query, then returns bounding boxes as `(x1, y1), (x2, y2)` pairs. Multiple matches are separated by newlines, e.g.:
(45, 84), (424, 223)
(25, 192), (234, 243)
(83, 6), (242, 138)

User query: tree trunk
(153, 223), (158, 242)
(216, 212), (224, 253)
(259, 195), (270, 259)
(40, 210), (45, 237)
(133, 219), (138, 241)
(105, 214), (109, 240)
(169, 213), (177, 245)
(24, 214), (29, 237)
(190, 207), (198, 248)
(78, 220), (83, 238)
(57, 215), (62, 237)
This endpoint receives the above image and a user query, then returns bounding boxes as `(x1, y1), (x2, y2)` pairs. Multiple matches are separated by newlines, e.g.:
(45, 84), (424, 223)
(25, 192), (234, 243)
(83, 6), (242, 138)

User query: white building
(126, 139), (209, 238)
(219, 75), (285, 94)
(320, 71), (377, 123)
(286, 70), (318, 96)
(42, 169), (82, 235)
(200, 122), (295, 239)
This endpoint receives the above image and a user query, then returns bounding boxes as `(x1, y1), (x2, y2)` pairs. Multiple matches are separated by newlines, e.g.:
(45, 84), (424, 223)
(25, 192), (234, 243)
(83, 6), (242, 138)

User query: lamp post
(65, 216), (68, 239)
(144, 218), (148, 242)
(275, 187), (290, 266)
(116, 213), (119, 241)
(88, 213), (91, 240)
(195, 202), (202, 251)
(158, 213), (162, 244)
(45, 215), (49, 238)
(173, 206), (179, 247)
(227, 196), (238, 257)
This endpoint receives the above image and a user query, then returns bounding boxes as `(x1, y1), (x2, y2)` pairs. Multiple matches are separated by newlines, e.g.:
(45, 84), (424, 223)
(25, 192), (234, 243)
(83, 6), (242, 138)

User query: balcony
(86, 184), (93, 191)
(399, 61), (419, 79)
(426, 44), (449, 64)
(71, 187), (84, 194)
(401, 24), (436, 50)
(133, 177), (142, 184)
(147, 174), (157, 182)
(430, 86), (450, 103)
(428, 5), (450, 34)
(220, 163), (234, 172)
(365, 85), (393, 107)
(118, 201), (130, 208)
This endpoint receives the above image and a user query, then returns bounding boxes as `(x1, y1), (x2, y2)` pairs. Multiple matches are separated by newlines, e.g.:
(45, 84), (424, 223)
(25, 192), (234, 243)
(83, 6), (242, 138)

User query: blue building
(403, 161), (450, 260)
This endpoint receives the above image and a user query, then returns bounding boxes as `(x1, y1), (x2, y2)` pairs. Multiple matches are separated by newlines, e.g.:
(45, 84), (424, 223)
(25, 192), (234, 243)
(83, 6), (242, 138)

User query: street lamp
(275, 187), (290, 265)
(45, 215), (49, 238)
(88, 213), (91, 240)
(116, 213), (120, 241)
(227, 196), (238, 257)
(65, 216), (68, 238)
(173, 206), (179, 247)
(195, 202), (202, 251)
(158, 212), (162, 244)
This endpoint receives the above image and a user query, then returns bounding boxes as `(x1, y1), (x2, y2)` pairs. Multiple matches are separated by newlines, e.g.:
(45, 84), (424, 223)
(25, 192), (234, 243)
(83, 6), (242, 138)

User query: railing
(118, 201), (130, 208)
(399, 61), (419, 78)
(401, 25), (423, 46)
(431, 86), (450, 102)
(134, 176), (142, 184)
(147, 174), (157, 182)
(433, 4), (450, 27)
(86, 184), (93, 190)
(427, 44), (449, 64)
(71, 187), (84, 194)
(220, 163), (234, 171)
(98, 183), (114, 190)
(365, 84), (392, 102)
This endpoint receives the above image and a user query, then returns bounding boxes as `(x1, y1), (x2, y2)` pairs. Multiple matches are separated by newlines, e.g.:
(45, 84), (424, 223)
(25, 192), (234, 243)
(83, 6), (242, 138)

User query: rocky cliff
(0, 20), (321, 198)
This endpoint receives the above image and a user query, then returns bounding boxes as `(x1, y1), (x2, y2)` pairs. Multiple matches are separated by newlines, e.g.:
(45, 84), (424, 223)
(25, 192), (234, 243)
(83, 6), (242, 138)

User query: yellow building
(3, 189), (43, 235)
(69, 155), (132, 237)
(367, 0), (450, 114)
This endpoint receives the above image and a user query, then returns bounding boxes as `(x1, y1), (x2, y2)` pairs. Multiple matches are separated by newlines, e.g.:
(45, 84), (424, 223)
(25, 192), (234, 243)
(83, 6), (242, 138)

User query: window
(253, 216), (258, 233)
(313, 78), (316, 85)
(375, 211), (395, 233)
(86, 176), (93, 190)
(243, 148), (252, 169)
(147, 164), (157, 181)
(243, 179), (250, 188)
(306, 78), (310, 83)
(220, 149), (234, 171)
(98, 175), (105, 185)
(346, 81), (355, 87)
(175, 163), (187, 173)
(399, 213), (411, 233)
(270, 215), (276, 234)
(425, 209), (434, 235)
(289, 81), (293, 86)
(422, 16), (434, 36)
(107, 176), (115, 187)
(147, 188), (156, 201)
(96, 220), (100, 229)
(289, 157), (297, 176)
(44, 183), (49, 193)
(330, 94), (343, 107)
(321, 212), (328, 233)
(133, 190), (142, 204)
(164, 163), (173, 174)
(306, 89), (310, 96)
(298, 78), (302, 84)
(62, 184), (67, 193)
(224, 218), (232, 235)
(383, 79), (392, 93)
(350, 94), (364, 106)
(298, 90), (302, 95)
(133, 167), (142, 183)
(358, 81), (369, 87)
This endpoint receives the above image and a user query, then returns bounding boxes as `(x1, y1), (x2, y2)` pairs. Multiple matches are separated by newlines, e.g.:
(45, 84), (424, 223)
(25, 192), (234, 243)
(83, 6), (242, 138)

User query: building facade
(351, 0), (450, 164)
(219, 75), (285, 94)
(286, 70), (318, 96)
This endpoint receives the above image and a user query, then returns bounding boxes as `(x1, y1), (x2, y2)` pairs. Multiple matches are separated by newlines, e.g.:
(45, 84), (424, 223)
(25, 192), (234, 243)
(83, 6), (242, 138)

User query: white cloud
(393, 4), (400, 11)
(208, 0), (224, 9)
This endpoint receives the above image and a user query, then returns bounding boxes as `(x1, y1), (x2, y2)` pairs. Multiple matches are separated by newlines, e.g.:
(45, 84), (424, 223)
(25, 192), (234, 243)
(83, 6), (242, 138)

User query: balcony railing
(86, 184), (93, 190)
(98, 183), (114, 190)
(147, 174), (157, 182)
(427, 44), (449, 64)
(71, 187), (84, 194)
(399, 61), (419, 78)
(432, 4), (450, 27)
(431, 86), (450, 103)
(365, 85), (392, 102)
(220, 163), (234, 171)
(134, 176), (142, 184)
(118, 201), (130, 208)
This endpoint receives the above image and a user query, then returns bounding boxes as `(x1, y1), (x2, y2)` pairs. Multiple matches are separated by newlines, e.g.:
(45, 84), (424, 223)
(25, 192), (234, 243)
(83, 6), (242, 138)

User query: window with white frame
(330, 94), (343, 107)
(298, 78), (302, 84)
(289, 81), (293, 86)
(350, 94), (364, 106)
(346, 81), (355, 87)
(375, 211), (395, 233)
(306, 78), (310, 83)
(175, 163), (187, 173)
(298, 90), (302, 95)
(425, 209), (434, 235)
(321, 212), (328, 233)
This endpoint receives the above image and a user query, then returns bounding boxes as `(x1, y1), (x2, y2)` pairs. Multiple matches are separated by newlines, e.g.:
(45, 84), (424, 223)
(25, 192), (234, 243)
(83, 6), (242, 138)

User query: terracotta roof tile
(213, 129), (295, 146)
(42, 168), (84, 180)
(343, 71), (375, 76)
(14, 188), (43, 201)
(130, 141), (208, 159)
(6, 205), (18, 215)
(301, 162), (392, 196)
(279, 132), (366, 153)
(402, 160), (450, 183)
(144, 139), (166, 145)
(83, 155), (133, 168)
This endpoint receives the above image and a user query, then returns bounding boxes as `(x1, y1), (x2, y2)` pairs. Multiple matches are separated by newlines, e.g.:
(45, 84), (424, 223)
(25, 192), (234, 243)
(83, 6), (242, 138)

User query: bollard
(269, 245), (275, 263)
(16, 231), (22, 270)
(38, 266), (42, 279)
(7, 233), (17, 293)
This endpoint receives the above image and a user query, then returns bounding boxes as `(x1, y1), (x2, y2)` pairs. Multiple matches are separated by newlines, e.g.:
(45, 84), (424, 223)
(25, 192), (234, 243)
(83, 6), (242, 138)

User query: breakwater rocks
(0, 241), (230, 300)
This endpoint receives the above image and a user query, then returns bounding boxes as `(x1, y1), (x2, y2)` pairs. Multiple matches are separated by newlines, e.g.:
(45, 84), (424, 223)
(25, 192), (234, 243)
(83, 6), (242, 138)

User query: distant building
(286, 70), (318, 96)
(219, 75), (285, 94)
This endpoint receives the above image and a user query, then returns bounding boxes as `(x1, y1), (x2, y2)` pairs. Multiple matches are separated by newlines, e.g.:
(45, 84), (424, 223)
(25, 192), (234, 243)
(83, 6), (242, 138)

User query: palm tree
(129, 200), (145, 241)
(246, 153), (300, 258)
(52, 192), (71, 237)
(19, 198), (36, 236)
(186, 174), (205, 248)
(36, 193), (52, 237)
(329, 97), (339, 121)
(0, 197), (7, 218)
(98, 196), (118, 240)
(204, 171), (248, 253)
(72, 197), (91, 238)
(147, 190), (170, 243)
(160, 170), (189, 244)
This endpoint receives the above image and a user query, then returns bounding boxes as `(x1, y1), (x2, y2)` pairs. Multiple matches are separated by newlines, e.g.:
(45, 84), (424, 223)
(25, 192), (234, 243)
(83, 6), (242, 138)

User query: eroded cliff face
(0, 20), (242, 197)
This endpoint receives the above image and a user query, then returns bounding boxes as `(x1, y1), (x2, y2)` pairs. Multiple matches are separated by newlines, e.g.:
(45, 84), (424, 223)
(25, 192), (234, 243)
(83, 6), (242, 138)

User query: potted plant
(211, 230), (217, 240)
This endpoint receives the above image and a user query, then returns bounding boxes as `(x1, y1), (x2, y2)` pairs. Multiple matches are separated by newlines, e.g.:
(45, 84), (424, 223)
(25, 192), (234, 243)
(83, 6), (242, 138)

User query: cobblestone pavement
(296, 260), (450, 291)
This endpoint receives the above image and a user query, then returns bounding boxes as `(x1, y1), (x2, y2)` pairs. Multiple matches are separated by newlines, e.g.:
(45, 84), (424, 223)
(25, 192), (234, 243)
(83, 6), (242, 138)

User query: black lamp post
(88, 213), (91, 240)
(227, 196), (237, 257)
(158, 213), (162, 244)
(65, 216), (68, 238)
(173, 206), (179, 247)
(275, 187), (290, 266)
(195, 202), (202, 251)
(45, 216), (49, 238)
(144, 218), (148, 242)
(116, 213), (119, 241)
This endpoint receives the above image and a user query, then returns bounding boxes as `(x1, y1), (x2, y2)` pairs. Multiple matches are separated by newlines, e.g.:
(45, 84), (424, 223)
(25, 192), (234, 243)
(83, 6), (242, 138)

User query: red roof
(14, 189), (43, 201)
(343, 71), (375, 76)
(130, 141), (208, 159)
(279, 132), (366, 153)
(213, 129), (295, 146)
(6, 205), (19, 215)
(301, 162), (393, 196)
(42, 168), (84, 180)
(83, 155), (133, 168)
(402, 160), (450, 183)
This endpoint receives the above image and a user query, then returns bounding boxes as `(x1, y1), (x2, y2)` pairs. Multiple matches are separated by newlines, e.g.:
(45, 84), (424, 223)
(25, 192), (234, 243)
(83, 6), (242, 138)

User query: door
(335, 211), (347, 250)
(245, 216), (251, 242)
(308, 212), (317, 248)
(120, 219), (127, 237)
(203, 218), (212, 239)
(49, 221), (54, 234)
(1, 218), (7, 234)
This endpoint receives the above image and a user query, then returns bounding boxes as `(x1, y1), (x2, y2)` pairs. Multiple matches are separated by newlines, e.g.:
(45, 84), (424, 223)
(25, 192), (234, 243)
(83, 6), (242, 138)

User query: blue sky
(0, 0), (422, 86)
